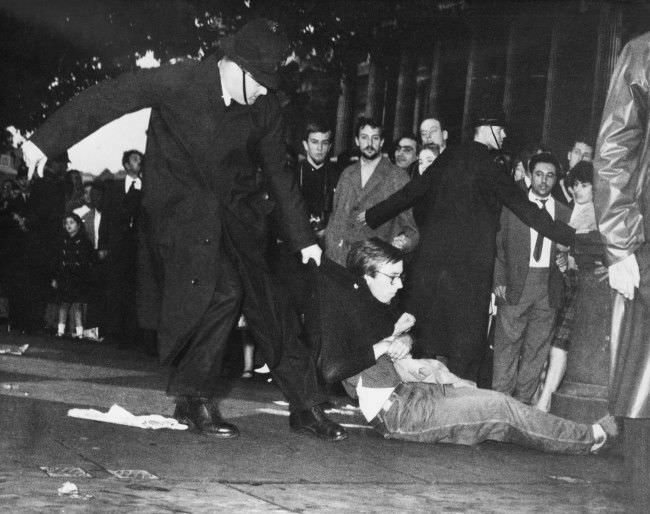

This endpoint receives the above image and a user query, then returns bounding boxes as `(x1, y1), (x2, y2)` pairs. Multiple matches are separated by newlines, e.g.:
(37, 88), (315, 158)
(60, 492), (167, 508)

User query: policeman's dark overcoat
(365, 142), (574, 378)
(31, 54), (313, 365)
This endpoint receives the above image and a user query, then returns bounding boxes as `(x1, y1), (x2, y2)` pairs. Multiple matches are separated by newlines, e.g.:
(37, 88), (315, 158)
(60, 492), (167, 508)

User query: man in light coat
(325, 117), (418, 266)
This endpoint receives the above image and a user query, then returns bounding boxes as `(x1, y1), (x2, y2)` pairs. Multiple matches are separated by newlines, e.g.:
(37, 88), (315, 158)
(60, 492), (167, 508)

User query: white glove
(608, 253), (640, 300)
(21, 140), (47, 179)
(300, 243), (322, 266)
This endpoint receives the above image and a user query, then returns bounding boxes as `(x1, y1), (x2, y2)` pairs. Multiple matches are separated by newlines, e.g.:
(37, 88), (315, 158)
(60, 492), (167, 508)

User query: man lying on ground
(307, 237), (617, 454)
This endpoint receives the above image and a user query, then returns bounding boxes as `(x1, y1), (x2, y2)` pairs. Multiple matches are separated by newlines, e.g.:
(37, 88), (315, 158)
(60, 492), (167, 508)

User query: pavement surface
(0, 332), (633, 513)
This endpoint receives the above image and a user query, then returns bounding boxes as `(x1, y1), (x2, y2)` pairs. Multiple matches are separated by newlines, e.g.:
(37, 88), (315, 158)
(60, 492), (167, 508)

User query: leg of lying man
(376, 383), (598, 454)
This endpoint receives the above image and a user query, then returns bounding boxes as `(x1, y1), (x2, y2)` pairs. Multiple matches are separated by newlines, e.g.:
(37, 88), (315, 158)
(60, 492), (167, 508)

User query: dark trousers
(103, 240), (138, 344)
(624, 417), (650, 512)
(409, 264), (491, 382)
(167, 233), (326, 413)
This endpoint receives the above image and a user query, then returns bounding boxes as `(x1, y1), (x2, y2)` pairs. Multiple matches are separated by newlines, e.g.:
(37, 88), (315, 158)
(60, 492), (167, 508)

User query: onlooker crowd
(0, 149), (155, 353)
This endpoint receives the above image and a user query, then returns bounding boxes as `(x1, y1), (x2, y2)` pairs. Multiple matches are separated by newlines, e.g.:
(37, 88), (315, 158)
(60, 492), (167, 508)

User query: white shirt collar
(306, 155), (325, 169)
(528, 190), (553, 207)
(125, 174), (141, 193)
(217, 59), (233, 107)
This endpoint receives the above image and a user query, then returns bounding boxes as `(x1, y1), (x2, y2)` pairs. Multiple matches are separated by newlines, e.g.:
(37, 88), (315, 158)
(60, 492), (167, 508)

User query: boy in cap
(21, 19), (346, 441)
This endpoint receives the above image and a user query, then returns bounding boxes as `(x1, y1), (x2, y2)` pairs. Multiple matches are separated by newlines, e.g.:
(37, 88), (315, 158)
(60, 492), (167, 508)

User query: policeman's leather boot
(173, 396), (239, 438)
(289, 404), (348, 441)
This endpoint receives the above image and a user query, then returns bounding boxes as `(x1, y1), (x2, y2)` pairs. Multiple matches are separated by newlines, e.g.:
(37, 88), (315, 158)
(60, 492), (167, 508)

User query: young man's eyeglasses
(375, 271), (404, 285)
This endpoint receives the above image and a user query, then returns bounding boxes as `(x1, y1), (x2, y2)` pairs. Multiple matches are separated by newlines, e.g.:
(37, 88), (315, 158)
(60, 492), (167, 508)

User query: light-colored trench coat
(594, 32), (650, 418)
(324, 156), (419, 266)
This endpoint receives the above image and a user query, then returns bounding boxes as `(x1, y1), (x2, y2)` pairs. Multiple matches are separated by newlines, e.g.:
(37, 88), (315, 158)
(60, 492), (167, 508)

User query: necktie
(533, 199), (547, 261)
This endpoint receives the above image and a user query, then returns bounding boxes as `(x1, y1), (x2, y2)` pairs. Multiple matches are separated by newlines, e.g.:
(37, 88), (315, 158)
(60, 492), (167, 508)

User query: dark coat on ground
(30, 54), (313, 365)
(365, 141), (575, 380)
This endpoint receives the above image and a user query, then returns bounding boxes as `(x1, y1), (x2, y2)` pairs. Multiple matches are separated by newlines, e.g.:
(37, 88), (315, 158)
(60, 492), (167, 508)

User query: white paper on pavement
(67, 404), (188, 430)
(0, 343), (29, 355)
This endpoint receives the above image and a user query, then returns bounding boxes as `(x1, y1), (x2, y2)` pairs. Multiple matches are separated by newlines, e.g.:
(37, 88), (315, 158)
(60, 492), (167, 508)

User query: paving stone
(0, 333), (631, 512)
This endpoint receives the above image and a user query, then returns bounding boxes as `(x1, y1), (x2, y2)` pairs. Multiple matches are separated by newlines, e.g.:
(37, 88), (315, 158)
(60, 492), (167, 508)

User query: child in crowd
(416, 143), (440, 175)
(535, 161), (606, 411)
(51, 213), (96, 339)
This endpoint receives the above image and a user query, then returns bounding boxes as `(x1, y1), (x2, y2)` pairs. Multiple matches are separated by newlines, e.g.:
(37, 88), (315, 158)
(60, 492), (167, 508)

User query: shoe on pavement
(289, 405), (348, 442)
(173, 397), (239, 438)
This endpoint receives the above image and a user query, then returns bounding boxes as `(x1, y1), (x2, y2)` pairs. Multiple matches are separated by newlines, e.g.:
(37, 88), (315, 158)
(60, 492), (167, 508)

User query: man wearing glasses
(419, 117), (448, 153)
(308, 238), (617, 453)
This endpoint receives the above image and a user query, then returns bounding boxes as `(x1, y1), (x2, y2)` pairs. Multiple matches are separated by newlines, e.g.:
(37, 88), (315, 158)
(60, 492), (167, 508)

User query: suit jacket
(30, 53), (313, 365)
(79, 207), (108, 252)
(101, 178), (141, 261)
(494, 199), (571, 309)
(325, 157), (419, 265)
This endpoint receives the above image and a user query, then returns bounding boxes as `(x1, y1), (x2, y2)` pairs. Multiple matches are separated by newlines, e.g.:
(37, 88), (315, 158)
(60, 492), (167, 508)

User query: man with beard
(419, 117), (448, 154)
(324, 117), (418, 266)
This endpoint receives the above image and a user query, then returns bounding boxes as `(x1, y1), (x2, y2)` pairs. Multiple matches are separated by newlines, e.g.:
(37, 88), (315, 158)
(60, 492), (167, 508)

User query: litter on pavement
(56, 481), (93, 500)
(40, 466), (92, 478)
(67, 404), (188, 430)
(0, 343), (29, 355)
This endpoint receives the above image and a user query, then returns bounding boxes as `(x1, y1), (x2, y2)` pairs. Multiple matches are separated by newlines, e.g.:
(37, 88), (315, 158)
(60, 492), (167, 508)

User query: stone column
(365, 55), (385, 121)
(426, 38), (443, 117)
(541, 17), (562, 145)
(502, 21), (518, 124)
(589, 2), (623, 142)
(461, 27), (478, 143)
(393, 48), (417, 141)
(412, 55), (430, 134)
(334, 67), (355, 156)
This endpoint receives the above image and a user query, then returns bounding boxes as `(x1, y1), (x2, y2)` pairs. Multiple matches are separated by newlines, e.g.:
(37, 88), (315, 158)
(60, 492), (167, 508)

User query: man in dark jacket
(308, 238), (615, 453)
(492, 152), (571, 403)
(101, 150), (144, 348)
(359, 110), (575, 383)
(21, 19), (345, 441)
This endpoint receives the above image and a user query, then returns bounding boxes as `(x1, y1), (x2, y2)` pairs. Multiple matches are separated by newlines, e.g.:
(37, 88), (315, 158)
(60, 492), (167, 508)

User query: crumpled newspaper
(67, 404), (187, 430)
(0, 343), (29, 355)
(57, 481), (93, 500)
